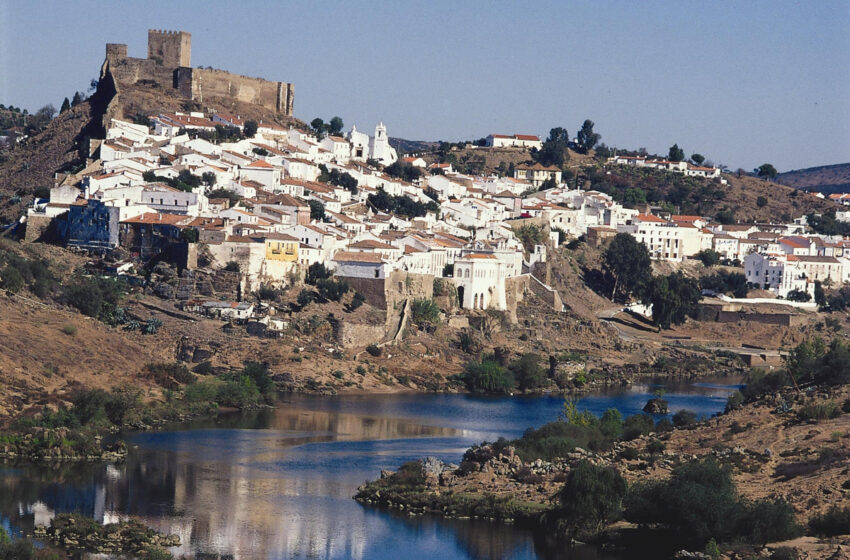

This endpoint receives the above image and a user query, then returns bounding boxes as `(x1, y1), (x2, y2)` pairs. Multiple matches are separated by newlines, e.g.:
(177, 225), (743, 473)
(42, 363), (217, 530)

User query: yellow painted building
(264, 233), (299, 262)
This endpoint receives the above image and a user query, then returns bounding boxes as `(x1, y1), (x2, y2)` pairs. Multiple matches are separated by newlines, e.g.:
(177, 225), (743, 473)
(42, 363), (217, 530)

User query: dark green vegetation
(300, 262), (349, 304)
(808, 506), (850, 537)
(700, 270), (748, 298)
(551, 460), (625, 539)
(0, 524), (62, 560)
(1, 362), (277, 461)
(310, 116), (343, 139)
(367, 187), (439, 218)
(586, 166), (730, 219)
(601, 233), (701, 328)
(317, 164), (358, 194)
(459, 352), (549, 394)
(142, 168), (210, 192)
(384, 160), (423, 182)
(625, 459), (800, 546)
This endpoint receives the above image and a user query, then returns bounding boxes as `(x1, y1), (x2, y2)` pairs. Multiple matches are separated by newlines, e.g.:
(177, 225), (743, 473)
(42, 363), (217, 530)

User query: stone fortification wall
(106, 56), (177, 90)
(147, 30), (191, 68)
(175, 68), (294, 116)
(102, 30), (294, 116)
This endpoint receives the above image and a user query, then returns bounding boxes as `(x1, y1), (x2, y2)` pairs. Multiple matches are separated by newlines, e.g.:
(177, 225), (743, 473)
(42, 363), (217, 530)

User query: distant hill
(777, 163), (850, 195)
(389, 137), (439, 155)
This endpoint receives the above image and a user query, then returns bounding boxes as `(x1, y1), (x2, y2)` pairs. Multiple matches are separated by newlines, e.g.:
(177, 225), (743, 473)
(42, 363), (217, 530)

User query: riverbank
(356, 383), (850, 559)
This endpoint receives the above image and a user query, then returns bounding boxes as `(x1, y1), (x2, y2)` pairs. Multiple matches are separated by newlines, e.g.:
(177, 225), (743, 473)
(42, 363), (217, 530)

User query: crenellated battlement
(102, 30), (293, 116)
(147, 29), (191, 67)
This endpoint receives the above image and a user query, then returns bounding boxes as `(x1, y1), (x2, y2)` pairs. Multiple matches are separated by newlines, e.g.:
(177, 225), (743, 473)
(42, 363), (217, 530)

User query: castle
(104, 30), (294, 116)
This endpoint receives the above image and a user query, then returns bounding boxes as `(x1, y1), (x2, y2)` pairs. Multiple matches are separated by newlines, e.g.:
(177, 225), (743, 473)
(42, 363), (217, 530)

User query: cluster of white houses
(27, 115), (849, 306)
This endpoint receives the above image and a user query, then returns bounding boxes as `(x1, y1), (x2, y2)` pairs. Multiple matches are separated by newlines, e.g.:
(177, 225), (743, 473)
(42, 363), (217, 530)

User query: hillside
(777, 162), (850, 194)
(0, 65), (305, 223)
(588, 164), (836, 222)
(389, 137), (439, 155)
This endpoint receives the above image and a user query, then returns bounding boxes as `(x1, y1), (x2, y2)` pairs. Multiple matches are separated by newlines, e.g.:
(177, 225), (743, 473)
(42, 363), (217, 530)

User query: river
(0, 376), (742, 560)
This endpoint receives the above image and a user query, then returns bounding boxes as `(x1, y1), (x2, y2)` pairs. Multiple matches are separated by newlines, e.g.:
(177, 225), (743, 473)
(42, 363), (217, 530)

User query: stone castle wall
(175, 67), (294, 116)
(147, 29), (191, 67)
(103, 30), (293, 116)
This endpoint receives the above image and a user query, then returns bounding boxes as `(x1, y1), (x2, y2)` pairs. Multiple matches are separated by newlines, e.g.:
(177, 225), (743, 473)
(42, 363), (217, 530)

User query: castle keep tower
(147, 29), (191, 67)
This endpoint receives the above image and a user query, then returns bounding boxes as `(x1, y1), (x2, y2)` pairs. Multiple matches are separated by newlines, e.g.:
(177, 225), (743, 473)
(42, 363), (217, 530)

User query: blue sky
(1, 0), (848, 171)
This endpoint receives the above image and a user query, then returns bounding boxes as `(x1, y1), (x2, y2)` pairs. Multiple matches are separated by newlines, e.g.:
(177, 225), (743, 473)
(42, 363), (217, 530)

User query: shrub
(224, 261), (240, 272)
(306, 262), (332, 285)
(410, 298), (440, 325)
(296, 289), (315, 307)
(510, 353), (546, 391)
(647, 440), (666, 454)
(742, 370), (790, 401)
(798, 401), (841, 422)
(143, 363), (194, 388)
(625, 458), (800, 546)
(462, 358), (514, 393)
(61, 324), (77, 336)
(672, 409), (698, 427)
(809, 505), (850, 537)
(183, 379), (220, 403)
(619, 447), (639, 461)
(695, 249), (720, 267)
(257, 284), (281, 300)
(725, 390), (744, 412)
(0, 265), (24, 292)
(316, 277), (349, 302)
(193, 361), (213, 375)
(623, 414), (655, 440)
(553, 460), (626, 539)
(366, 344), (382, 357)
(347, 291), (365, 311)
(770, 548), (798, 560)
(512, 420), (611, 461)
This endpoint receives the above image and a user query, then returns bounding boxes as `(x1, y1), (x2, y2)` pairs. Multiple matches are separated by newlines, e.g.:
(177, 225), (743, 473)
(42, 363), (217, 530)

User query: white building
(485, 134), (542, 150)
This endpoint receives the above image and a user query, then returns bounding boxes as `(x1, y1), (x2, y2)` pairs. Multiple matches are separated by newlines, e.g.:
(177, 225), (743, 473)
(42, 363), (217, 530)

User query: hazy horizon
(1, 0), (848, 173)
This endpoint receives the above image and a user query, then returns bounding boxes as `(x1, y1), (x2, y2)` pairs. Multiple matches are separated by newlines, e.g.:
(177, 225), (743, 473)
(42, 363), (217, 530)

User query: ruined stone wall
(504, 275), (530, 323)
(24, 215), (55, 243)
(335, 321), (386, 349)
(176, 67), (294, 116)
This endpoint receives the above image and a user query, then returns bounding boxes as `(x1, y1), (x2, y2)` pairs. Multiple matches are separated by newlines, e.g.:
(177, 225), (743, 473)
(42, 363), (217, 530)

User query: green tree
(243, 120), (258, 138)
(60, 97), (71, 113)
(756, 163), (778, 180)
(308, 199), (325, 221)
(690, 153), (705, 165)
(534, 127), (570, 168)
(668, 143), (685, 162)
(602, 233), (652, 300)
(576, 119), (601, 153)
(463, 358), (514, 393)
(510, 353), (546, 391)
(695, 249), (720, 267)
(71, 91), (84, 106)
(310, 118), (325, 138)
(644, 271), (701, 330)
(553, 460), (626, 539)
(328, 116), (344, 135)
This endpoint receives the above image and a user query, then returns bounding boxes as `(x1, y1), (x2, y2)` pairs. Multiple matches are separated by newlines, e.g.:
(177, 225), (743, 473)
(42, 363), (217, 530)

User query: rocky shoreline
(33, 513), (179, 556)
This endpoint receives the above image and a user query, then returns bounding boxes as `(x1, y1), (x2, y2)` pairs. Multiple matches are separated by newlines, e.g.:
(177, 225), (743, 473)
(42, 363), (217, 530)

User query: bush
(410, 298), (440, 325)
(306, 262), (332, 285)
(512, 420), (611, 462)
(296, 289), (315, 307)
(61, 324), (77, 336)
(366, 344), (382, 357)
(462, 358), (514, 394)
(510, 353), (546, 391)
(316, 277), (349, 302)
(672, 409), (697, 427)
(224, 261), (240, 272)
(625, 458), (801, 546)
(143, 363), (194, 388)
(798, 401), (841, 422)
(623, 414), (655, 440)
(696, 249), (720, 267)
(0, 265), (24, 292)
(647, 440), (666, 454)
(725, 390), (744, 412)
(742, 370), (790, 401)
(808, 505), (850, 536)
(553, 460), (626, 539)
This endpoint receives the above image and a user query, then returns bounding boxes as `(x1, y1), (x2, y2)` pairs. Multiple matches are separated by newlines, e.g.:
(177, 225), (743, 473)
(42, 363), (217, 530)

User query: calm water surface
(0, 377), (742, 560)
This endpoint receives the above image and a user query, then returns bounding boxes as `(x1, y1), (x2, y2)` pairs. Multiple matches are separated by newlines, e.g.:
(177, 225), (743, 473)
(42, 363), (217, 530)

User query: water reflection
(0, 379), (740, 560)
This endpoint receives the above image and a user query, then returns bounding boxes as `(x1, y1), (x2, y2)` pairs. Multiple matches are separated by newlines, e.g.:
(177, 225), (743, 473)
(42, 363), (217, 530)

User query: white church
(348, 122), (398, 166)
